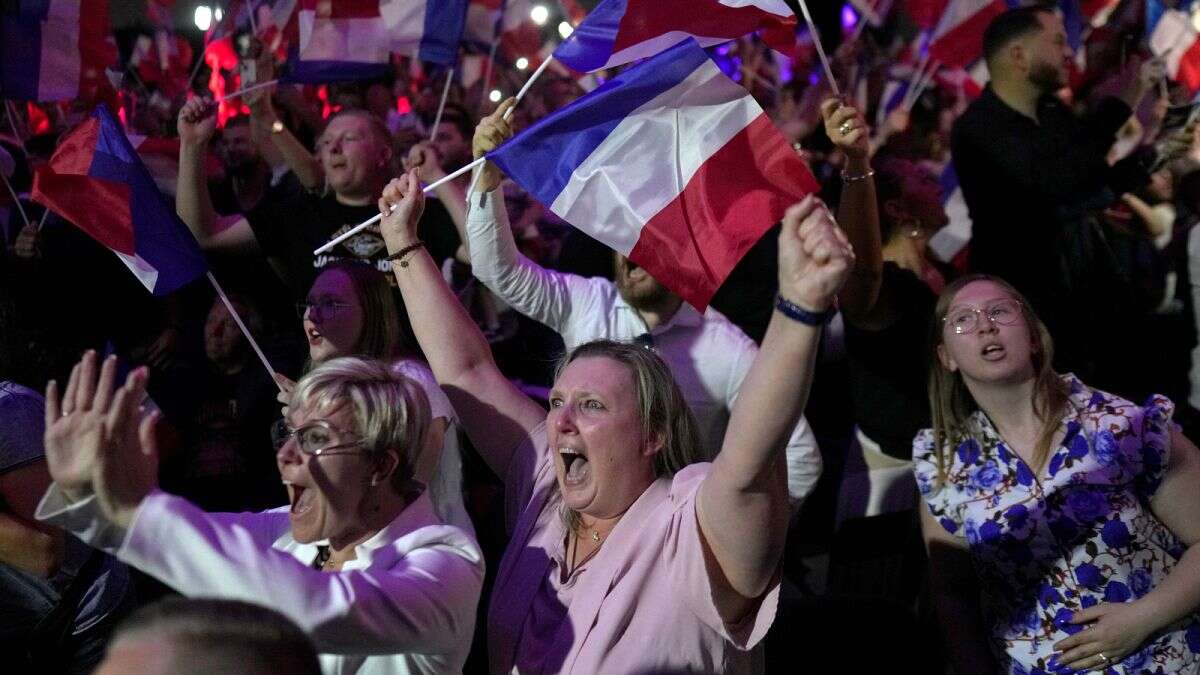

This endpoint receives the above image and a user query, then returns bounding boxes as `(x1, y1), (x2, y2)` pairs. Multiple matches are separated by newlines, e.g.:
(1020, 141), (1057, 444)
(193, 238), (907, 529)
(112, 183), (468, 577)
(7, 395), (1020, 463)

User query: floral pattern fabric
(913, 376), (1200, 674)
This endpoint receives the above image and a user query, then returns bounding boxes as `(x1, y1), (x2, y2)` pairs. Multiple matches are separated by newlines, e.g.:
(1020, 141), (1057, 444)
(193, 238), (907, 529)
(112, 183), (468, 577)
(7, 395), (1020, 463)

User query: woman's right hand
(472, 97), (516, 193)
(44, 352), (149, 502)
(274, 373), (296, 418)
(820, 98), (870, 160)
(178, 98), (217, 149)
(379, 169), (426, 253)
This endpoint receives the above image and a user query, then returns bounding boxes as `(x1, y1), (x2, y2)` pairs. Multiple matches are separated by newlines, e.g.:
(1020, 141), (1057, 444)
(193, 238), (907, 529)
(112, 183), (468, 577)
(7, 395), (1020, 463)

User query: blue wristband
(775, 295), (836, 326)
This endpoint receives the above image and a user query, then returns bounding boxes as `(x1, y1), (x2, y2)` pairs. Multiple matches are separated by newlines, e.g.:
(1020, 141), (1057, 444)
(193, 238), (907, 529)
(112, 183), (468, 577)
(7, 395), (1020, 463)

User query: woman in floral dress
(914, 274), (1200, 674)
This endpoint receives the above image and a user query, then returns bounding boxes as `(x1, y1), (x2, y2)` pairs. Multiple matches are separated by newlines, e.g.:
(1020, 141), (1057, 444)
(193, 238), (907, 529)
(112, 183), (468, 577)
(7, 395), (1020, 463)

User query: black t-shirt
(245, 191), (462, 300)
(843, 262), (937, 460)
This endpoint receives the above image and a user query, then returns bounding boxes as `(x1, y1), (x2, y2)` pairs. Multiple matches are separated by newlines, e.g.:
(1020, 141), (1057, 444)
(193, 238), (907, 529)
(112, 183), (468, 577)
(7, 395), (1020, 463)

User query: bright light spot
(489, 89), (503, 103)
(530, 5), (549, 26)
(841, 5), (857, 29)
(214, 7), (223, 21)
(194, 5), (213, 31)
(558, 21), (573, 39)
(1193, 5), (1200, 31)
(515, 57), (530, 71)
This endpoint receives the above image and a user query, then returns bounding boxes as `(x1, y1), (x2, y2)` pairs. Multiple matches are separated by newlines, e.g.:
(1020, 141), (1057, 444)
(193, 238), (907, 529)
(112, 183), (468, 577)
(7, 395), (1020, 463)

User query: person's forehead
(950, 282), (1014, 308)
(323, 114), (374, 138)
(555, 356), (636, 396)
(310, 268), (354, 295)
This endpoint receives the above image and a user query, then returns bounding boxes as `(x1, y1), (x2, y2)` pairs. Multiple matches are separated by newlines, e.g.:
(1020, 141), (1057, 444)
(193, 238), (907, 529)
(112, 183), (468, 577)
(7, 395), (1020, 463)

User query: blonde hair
(290, 356), (430, 491)
(927, 274), (1070, 485)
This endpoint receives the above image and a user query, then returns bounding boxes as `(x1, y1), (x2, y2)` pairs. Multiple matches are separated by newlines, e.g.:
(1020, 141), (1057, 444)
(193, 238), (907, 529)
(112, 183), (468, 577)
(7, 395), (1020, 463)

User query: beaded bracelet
(841, 168), (876, 184)
(385, 241), (425, 267)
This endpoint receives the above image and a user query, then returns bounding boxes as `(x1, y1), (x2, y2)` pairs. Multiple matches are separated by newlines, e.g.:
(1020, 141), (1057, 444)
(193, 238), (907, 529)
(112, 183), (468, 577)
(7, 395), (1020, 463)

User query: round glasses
(271, 419), (368, 457)
(943, 298), (1023, 335)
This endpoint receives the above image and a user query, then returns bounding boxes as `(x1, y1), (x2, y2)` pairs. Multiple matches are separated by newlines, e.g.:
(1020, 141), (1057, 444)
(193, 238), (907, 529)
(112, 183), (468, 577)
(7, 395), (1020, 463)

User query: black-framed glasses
(296, 299), (353, 321)
(271, 419), (368, 457)
(943, 298), (1023, 335)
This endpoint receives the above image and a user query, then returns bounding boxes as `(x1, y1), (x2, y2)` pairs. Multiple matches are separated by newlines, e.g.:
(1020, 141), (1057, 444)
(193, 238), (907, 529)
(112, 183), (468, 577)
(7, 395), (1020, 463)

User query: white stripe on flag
(604, 32), (730, 73)
(549, 60), (762, 256)
(719, 0), (793, 16)
(380, 0), (428, 50)
(299, 14), (391, 64)
(40, 0), (83, 101)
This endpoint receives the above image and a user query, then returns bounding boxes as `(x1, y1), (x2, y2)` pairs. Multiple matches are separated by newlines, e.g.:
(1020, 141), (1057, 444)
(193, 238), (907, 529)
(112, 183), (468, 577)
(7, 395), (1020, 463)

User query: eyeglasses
(296, 299), (353, 321)
(943, 298), (1023, 335)
(271, 419), (368, 457)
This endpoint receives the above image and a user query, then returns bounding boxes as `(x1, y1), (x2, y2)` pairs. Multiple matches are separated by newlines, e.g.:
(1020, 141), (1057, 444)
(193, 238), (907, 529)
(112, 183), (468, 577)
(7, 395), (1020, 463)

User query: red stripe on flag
(612, 0), (797, 57)
(1177, 38), (1200, 92)
(319, 0), (380, 19)
(628, 113), (818, 311)
(929, 0), (1005, 69)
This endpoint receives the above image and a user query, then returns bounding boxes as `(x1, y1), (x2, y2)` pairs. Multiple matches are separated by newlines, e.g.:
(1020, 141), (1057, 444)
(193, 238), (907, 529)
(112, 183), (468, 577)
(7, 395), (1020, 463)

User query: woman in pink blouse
(379, 168), (853, 673)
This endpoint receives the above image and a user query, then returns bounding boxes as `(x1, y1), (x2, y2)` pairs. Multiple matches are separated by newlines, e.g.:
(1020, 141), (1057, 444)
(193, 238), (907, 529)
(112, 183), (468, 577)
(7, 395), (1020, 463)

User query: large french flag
(928, 0), (1008, 69)
(31, 106), (207, 296)
(553, 0), (796, 73)
(0, 0), (114, 102)
(489, 39), (817, 310)
(1150, 9), (1200, 92)
(286, 0), (468, 83)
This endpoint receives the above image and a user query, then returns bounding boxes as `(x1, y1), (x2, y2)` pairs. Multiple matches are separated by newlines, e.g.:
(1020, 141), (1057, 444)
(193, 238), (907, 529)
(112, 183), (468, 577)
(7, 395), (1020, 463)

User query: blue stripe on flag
(0, 11), (42, 100)
(552, 0), (629, 72)
(419, 0), (468, 66)
(18, 0), (52, 20)
(489, 38), (710, 206)
(939, 162), (958, 206)
(283, 57), (392, 84)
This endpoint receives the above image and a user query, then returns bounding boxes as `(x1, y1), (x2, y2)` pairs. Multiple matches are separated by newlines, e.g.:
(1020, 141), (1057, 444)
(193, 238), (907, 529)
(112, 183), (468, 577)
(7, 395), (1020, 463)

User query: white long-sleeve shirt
(466, 189), (822, 507)
(37, 488), (484, 675)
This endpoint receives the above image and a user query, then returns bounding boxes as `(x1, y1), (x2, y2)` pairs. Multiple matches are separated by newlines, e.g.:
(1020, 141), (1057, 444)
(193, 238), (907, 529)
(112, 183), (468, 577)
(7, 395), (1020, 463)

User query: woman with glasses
(915, 274), (1200, 674)
(35, 352), (484, 674)
(286, 259), (474, 536)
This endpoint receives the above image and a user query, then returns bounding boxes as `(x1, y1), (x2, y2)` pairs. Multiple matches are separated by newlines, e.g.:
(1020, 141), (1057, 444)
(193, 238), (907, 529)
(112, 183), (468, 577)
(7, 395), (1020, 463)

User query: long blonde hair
(927, 275), (1070, 485)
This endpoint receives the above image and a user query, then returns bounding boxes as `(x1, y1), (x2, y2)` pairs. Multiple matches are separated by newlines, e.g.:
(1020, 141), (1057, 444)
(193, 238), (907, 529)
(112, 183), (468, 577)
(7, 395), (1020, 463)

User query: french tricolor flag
(553, 0), (796, 73)
(928, 0), (1007, 70)
(489, 39), (817, 310)
(31, 106), (207, 296)
(0, 0), (115, 102)
(1150, 9), (1200, 92)
(286, 0), (468, 83)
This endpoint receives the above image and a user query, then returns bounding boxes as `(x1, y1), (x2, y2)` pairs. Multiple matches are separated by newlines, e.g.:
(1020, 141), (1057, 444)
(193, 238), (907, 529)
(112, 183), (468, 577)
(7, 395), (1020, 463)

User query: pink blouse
(488, 422), (780, 674)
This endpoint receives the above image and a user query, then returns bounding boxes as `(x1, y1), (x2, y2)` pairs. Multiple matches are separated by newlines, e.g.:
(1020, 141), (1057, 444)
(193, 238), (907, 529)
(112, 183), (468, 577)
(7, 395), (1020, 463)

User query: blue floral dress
(913, 376), (1200, 674)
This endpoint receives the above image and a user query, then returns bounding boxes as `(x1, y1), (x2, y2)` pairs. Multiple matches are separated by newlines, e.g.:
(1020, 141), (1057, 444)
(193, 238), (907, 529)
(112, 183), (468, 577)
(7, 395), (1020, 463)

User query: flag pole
(0, 167), (33, 233)
(216, 78), (278, 104)
(795, 0), (841, 98)
(430, 67), (454, 140)
(0, 103), (32, 232)
(206, 271), (285, 392)
(906, 58), (938, 111)
(480, 37), (501, 111)
(465, 56), (555, 196)
(246, 0), (260, 35)
(313, 156), (488, 255)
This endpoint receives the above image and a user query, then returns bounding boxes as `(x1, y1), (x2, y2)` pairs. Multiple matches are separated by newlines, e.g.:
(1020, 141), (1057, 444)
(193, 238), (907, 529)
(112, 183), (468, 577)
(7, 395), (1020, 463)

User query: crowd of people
(3, 2), (1200, 673)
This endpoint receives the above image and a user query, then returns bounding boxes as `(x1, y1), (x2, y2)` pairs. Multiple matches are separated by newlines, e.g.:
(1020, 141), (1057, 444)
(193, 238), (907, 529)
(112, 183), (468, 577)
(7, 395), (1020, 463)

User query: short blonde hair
(290, 357), (430, 490)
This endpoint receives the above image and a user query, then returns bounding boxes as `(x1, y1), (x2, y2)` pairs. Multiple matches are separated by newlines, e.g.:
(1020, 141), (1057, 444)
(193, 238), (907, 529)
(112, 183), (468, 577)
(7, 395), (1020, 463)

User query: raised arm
(378, 170), (544, 479)
(821, 98), (891, 330)
(176, 99), (259, 253)
(697, 196), (852, 607)
(465, 99), (594, 337)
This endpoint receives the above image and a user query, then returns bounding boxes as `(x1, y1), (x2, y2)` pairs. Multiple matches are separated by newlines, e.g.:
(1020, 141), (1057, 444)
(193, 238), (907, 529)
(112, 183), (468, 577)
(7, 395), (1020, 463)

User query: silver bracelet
(841, 168), (875, 184)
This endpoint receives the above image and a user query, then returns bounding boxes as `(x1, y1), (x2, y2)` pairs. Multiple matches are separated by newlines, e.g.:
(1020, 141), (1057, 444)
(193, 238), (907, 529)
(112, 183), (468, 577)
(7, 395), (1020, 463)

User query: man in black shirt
(175, 99), (460, 301)
(951, 5), (1162, 373)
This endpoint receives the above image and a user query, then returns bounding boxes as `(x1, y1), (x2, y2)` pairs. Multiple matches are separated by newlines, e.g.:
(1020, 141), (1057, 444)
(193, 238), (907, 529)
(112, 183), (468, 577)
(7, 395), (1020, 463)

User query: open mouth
(288, 483), (317, 516)
(981, 343), (1006, 361)
(558, 447), (591, 486)
(307, 327), (323, 344)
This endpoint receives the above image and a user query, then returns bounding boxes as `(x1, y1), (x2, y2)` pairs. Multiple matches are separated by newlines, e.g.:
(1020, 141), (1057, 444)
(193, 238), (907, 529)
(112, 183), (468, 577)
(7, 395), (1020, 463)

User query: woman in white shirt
(37, 352), (483, 674)
(283, 259), (473, 536)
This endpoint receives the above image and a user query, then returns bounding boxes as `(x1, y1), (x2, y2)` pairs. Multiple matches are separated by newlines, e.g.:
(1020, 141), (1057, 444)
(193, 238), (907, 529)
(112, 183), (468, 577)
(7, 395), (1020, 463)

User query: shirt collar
(613, 295), (704, 334)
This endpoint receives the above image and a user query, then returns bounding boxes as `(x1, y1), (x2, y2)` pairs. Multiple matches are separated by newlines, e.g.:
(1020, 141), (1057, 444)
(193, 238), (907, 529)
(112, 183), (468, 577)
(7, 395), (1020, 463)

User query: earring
(370, 474), (380, 487)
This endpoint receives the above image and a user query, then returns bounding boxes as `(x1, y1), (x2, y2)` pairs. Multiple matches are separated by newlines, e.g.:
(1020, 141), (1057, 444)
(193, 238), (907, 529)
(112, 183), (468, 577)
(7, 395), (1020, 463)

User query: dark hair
(110, 598), (321, 675)
(982, 5), (1054, 65)
(434, 102), (474, 142)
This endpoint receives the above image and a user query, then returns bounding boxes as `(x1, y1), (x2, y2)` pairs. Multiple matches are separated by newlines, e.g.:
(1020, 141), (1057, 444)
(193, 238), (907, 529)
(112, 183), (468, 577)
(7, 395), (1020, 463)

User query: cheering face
(432, 122), (472, 172)
(304, 269), (365, 363)
(548, 357), (658, 518)
(276, 402), (377, 546)
(613, 254), (675, 310)
(317, 115), (389, 198)
(937, 281), (1038, 386)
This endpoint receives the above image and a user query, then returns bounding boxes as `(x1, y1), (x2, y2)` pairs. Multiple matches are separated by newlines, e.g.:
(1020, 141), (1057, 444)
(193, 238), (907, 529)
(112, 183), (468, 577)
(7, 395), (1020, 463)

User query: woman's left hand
(1053, 601), (1155, 672)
